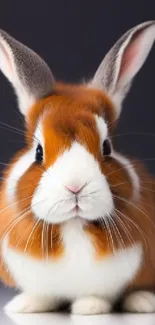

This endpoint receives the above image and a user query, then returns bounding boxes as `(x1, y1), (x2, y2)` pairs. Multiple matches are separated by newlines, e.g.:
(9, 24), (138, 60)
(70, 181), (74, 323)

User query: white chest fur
(3, 219), (142, 302)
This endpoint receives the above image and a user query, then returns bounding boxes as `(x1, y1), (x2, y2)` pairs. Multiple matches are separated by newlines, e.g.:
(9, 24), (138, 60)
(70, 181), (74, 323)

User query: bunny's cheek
(31, 142), (114, 223)
(4, 147), (44, 217)
(111, 152), (140, 201)
(5, 148), (36, 204)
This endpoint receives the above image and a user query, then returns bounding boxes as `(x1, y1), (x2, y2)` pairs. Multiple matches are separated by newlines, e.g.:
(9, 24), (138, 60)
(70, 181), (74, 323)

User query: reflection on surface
(5, 312), (155, 325)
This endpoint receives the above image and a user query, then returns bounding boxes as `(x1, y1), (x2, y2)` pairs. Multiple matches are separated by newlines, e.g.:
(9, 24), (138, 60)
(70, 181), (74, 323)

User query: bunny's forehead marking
(34, 113), (109, 171)
(35, 114), (108, 152)
(27, 83), (115, 137)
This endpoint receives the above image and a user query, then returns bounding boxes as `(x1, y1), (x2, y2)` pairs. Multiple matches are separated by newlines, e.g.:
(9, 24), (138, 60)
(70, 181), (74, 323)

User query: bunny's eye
(35, 144), (43, 163)
(103, 139), (111, 156)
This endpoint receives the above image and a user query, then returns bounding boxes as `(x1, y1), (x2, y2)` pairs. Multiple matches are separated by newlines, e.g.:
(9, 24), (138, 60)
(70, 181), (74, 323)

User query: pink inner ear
(117, 29), (147, 86)
(0, 41), (13, 75)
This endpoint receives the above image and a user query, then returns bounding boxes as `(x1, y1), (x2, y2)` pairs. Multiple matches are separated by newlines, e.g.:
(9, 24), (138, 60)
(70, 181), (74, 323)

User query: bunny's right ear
(90, 21), (155, 118)
(0, 30), (55, 116)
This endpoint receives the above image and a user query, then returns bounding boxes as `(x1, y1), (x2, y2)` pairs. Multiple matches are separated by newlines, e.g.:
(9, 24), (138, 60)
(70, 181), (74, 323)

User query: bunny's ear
(90, 21), (155, 117)
(0, 30), (55, 116)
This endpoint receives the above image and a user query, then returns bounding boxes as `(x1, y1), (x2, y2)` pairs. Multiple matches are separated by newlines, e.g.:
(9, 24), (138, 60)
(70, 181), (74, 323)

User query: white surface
(1, 287), (155, 325)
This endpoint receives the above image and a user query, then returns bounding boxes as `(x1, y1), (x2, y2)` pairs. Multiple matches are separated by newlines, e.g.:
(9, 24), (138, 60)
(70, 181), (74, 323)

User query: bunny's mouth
(31, 187), (114, 224)
(73, 204), (80, 215)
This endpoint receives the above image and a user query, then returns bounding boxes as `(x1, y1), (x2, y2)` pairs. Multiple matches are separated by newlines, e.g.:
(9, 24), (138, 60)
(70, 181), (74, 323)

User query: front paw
(123, 291), (155, 313)
(72, 296), (112, 315)
(4, 293), (60, 313)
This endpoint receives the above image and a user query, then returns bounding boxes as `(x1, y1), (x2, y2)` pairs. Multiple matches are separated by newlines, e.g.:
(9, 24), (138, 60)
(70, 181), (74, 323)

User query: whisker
(0, 197), (47, 250)
(41, 220), (46, 258)
(107, 158), (155, 178)
(51, 224), (53, 252)
(0, 207), (31, 269)
(0, 121), (26, 134)
(98, 218), (110, 250)
(104, 217), (115, 254)
(0, 209), (30, 247)
(16, 222), (33, 249)
(46, 198), (72, 219)
(0, 121), (40, 144)
(110, 132), (155, 140)
(114, 211), (134, 246)
(107, 117), (119, 127)
(109, 214), (126, 249)
(8, 139), (26, 144)
(111, 180), (155, 188)
(24, 219), (41, 255)
(2, 183), (41, 198)
(11, 106), (25, 126)
(0, 162), (11, 167)
(113, 194), (155, 230)
(46, 223), (49, 260)
(41, 164), (53, 180)
(115, 207), (148, 251)
(0, 194), (34, 217)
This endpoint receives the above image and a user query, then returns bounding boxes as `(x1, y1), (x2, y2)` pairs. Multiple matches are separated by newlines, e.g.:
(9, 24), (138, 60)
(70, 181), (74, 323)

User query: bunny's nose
(65, 184), (84, 194)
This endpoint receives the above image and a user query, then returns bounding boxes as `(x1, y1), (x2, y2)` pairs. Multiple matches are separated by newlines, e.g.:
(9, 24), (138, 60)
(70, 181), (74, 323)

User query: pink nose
(65, 185), (83, 194)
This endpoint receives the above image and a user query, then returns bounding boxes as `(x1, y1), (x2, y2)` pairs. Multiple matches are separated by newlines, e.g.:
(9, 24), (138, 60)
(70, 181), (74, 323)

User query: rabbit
(0, 21), (155, 315)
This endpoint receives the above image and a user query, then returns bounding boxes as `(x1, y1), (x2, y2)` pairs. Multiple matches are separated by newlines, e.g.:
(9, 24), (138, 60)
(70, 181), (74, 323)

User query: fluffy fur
(0, 22), (155, 314)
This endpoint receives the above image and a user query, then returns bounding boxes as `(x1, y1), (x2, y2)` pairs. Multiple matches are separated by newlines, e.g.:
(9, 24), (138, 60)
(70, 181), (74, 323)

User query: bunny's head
(0, 22), (155, 225)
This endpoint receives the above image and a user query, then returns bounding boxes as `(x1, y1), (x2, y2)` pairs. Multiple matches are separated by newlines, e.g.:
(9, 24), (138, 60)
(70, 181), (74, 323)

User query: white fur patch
(3, 218), (142, 302)
(34, 122), (44, 150)
(112, 151), (140, 200)
(6, 148), (35, 202)
(95, 115), (108, 149)
(32, 141), (114, 223)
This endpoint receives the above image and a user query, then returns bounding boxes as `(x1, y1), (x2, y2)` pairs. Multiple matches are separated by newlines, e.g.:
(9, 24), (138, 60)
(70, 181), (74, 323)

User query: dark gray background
(0, 1), (155, 174)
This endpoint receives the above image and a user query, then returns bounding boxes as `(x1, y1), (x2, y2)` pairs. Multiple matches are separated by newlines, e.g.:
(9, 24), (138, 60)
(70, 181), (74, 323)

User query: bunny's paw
(72, 296), (112, 315)
(4, 293), (60, 313)
(123, 291), (155, 313)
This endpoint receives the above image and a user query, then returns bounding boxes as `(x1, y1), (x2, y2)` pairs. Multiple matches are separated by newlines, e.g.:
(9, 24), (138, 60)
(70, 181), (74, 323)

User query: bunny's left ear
(90, 21), (155, 117)
(0, 30), (55, 116)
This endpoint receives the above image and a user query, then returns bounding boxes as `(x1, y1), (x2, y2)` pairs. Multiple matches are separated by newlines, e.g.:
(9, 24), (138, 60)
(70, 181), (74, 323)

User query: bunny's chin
(31, 209), (112, 225)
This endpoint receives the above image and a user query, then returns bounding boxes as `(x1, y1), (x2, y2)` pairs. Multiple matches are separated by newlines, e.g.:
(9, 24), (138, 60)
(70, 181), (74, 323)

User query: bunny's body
(2, 221), (141, 300)
(0, 22), (155, 314)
